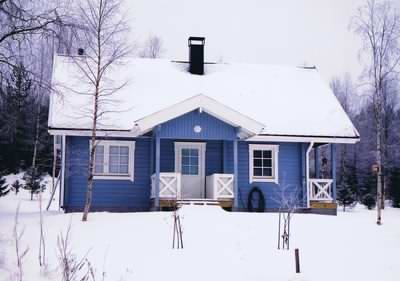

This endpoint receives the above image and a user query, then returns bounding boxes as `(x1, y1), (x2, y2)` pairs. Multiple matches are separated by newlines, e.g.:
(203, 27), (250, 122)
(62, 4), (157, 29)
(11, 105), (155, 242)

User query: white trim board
(90, 139), (136, 181)
(135, 94), (264, 136)
(247, 135), (360, 144)
(249, 144), (279, 184)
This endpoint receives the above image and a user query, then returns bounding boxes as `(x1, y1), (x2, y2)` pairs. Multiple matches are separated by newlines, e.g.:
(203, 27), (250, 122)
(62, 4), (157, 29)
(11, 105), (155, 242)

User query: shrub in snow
(361, 194), (376, 210)
(0, 172), (10, 197)
(11, 180), (22, 195)
(389, 168), (400, 208)
(337, 183), (356, 211)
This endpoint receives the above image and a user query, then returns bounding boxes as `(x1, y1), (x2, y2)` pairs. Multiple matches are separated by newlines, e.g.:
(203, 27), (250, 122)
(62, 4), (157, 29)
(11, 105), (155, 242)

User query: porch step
(176, 199), (220, 206)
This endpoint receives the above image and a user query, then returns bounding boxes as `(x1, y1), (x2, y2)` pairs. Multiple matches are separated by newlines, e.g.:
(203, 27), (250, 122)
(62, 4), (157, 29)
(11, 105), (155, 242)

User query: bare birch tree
(352, 0), (400, 225)
(69, 0), (131, 221)
(139, 34), (164, 58)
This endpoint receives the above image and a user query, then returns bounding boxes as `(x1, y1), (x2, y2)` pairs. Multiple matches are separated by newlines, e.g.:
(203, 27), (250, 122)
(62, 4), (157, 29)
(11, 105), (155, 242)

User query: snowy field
(0, 173), (399, 281)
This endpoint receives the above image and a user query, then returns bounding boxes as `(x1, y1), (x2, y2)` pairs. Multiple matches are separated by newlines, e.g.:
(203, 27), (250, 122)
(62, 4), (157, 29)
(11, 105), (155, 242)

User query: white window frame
(249, 144), (279, 184)
(91, 140), (135, 181)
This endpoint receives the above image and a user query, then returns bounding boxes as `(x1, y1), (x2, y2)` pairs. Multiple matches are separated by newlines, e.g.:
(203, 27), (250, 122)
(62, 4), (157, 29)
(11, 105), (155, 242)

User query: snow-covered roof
(49, 56), (359, 141)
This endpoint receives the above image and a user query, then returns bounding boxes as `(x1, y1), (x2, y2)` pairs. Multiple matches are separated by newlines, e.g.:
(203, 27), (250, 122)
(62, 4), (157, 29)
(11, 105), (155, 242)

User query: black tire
(247, 187), (265, 212)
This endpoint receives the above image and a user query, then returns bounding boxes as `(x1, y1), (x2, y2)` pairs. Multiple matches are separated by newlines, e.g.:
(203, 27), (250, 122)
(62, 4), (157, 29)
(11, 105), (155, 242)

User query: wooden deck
(154, 198), (233, 209)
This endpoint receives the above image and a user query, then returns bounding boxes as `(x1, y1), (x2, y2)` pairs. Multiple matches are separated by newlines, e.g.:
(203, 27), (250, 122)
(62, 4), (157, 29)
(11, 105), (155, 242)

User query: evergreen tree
(337, 182), (356, 211)
(11, 180), (22, 195)
(360, 170), (377, 209)
(0, 172), (10, 197)
(0, 63), (35, 172)
(389, 168), (400, 208)
(336, 165), (357, 211)
(24, 168), (45, 200)
(361, 193), (376, 210)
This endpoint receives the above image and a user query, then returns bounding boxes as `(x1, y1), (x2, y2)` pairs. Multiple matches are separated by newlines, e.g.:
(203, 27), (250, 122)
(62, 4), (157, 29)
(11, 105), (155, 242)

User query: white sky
(126, 0), (369, 82)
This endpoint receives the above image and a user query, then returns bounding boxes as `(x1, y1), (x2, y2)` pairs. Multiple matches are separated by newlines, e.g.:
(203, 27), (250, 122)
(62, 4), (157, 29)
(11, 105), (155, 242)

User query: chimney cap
(188, 37), (205, 46)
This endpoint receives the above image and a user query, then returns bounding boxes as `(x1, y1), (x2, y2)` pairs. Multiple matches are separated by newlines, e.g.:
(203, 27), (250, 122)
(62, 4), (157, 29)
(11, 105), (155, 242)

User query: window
(92, 140), (135, 181)
(181, 148), (199, 175)
(249, 144), (279, 183)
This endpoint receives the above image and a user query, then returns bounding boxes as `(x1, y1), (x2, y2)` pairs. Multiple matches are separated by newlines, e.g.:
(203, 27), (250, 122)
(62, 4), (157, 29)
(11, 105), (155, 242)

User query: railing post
(154, 126), (161, 209)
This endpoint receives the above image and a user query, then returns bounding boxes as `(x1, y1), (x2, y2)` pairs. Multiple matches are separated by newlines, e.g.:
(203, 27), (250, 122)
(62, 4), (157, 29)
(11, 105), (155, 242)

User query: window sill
(93, 174), (134, 181)
(250, 177), (279, 184)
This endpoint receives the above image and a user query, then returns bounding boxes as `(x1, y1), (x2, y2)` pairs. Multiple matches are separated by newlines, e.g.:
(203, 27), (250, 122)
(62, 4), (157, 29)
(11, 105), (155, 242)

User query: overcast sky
(127, 0), (372, 82)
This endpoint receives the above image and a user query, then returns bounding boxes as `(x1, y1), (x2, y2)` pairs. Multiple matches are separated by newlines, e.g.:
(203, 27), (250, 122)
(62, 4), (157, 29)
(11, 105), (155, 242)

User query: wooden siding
(64, 136), (151, 211)
(158, 110), (237, 140)
(234, 142), (307, 209)
(63, 136), (309, 211)
(159, 139), (224, 176)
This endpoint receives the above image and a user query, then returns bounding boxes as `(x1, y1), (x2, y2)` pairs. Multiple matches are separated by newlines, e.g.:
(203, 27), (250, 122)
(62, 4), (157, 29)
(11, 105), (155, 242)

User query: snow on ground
(0, 175), (399, 281)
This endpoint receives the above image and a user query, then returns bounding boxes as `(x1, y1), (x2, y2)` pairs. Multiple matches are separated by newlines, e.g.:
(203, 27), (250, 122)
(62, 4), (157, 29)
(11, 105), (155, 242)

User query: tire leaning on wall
(247, 187), (265, 212)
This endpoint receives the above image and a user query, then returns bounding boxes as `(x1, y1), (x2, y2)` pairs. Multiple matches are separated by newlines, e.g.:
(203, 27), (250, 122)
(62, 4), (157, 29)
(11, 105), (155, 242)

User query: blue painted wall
(233, 141), (307, 209)
(159, 110), (237, 140)
(64, 136), (151, 211)
(63, 135), (307, 211)
(157, 139), (224, 176)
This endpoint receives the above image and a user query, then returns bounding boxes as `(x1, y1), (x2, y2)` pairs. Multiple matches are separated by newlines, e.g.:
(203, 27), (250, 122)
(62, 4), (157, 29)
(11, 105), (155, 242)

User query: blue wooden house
(48, 37), (359, 214)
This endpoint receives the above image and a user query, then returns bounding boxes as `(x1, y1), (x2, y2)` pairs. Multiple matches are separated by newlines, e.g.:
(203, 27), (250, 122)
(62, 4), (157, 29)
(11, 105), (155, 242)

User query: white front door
(175, 142), (206, 199)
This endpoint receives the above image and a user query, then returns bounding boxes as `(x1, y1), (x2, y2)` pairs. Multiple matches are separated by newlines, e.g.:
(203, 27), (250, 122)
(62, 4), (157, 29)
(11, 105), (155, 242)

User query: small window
(181, 148), (199, 175)
(92, 140), (135, 181)
(249, 144), (279, 183)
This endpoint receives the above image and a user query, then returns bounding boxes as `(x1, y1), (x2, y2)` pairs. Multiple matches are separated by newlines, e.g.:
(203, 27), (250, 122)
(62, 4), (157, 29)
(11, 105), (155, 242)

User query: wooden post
(330, 144), (337, 200)
(155, 126), (161, 209)
(295, 248), (300, 273)
(314, 146), (320, 178)
(233, 136), (239, 210)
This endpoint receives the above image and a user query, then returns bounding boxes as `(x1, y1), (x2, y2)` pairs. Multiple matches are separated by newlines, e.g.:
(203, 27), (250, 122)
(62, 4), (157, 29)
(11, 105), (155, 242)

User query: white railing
(309, 178), (333, 201)
(206, 174), (234, 200)
(151, 173), (181, 199)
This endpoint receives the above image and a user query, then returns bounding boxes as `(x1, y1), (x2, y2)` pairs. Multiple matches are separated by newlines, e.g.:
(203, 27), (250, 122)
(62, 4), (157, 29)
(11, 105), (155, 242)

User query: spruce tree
(336, 165), (357, 211)
(0, 172), (10, 197)
(24, 168), (45, 200)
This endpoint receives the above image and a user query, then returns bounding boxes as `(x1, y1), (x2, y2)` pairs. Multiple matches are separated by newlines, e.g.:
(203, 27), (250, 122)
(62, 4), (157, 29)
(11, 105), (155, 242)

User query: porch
(149, 138), (238, 210)
(150, 172), (234, 208)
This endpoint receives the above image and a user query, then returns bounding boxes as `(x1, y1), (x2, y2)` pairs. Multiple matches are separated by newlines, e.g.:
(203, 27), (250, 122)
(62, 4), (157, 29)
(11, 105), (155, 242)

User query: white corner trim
(249, 144), (279, 184)
(90, 140), (136, 181)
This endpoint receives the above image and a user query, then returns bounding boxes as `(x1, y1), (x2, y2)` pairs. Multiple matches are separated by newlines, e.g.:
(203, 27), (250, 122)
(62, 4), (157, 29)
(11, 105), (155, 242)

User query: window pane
(263, 150), (272, 158)
(109, 163), (119, 173)
(109, 146), (119, 154)
(190, 165), (198, 175)
(263, 168), (272, 177)
(120, 146), (129, 155)
(182, 156), (190, 166)
(190, 149), (198, 157)
(182, 165), (190, 175)
(95, 164), (104, 174)
(191, 155), (199, 166)
(120, 155), (129, 165)
(182, 149), (190, 157)
(254, 168), (263, 176)
(263, 159), (272, 167)
(253, 158), (262, 167)
(254, 150), (262, 158)
(109, 155), (119, 165)
(120, 164), (129, 174)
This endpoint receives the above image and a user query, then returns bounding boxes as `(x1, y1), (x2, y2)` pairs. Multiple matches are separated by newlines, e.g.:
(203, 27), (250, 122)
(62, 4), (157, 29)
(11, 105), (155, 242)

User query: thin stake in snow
(172, 203), (184, 249)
